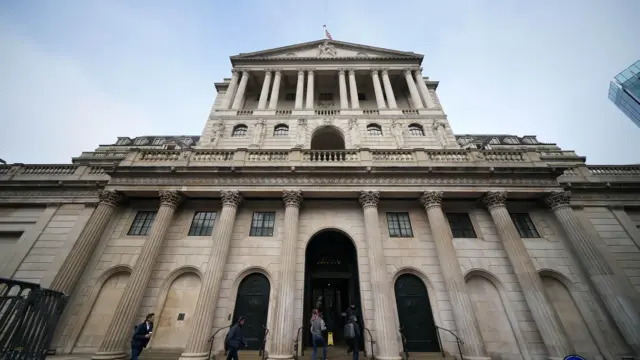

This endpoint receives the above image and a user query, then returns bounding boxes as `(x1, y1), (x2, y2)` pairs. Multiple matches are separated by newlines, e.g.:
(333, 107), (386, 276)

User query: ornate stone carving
(348, 119), (360, 148)
(221, 190), (243, 208)
(359, 190), (380, 209)
(318, 40), (337, 57)
(433, 119), (448, 148)
(210, 119), (225, 149)
(419, 191), (443, 209)
(381, 69), (390, 76)
(241, 71), (250, 77)
(391, 119), (405, 149)
(159, 190), (183, 208)
(483, 191), (508, 210)
(296, 118), (308, 147)
(282, 190), (303, 208)
(231, 69), (240, 74)
(252, 118), (267, 147)
(546, 191), (571, 210)
(348, 69), (356, 76)
(323, 117), (333, 125)
(297, 69), (306, 75)
(98, 190), (124, 208)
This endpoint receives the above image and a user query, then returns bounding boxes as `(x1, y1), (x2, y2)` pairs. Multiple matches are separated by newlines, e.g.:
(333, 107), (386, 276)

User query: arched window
(503, 137), (519, 145)
(367, 124), (383, 136)
(232, 124), (248, 137)
(274, 124), (289, 136)
(522, 137), (538, 144)
(408, 123), (425, 136)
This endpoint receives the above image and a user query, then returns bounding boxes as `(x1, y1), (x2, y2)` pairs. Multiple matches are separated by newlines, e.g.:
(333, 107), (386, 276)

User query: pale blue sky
(0, 0), (638, 164)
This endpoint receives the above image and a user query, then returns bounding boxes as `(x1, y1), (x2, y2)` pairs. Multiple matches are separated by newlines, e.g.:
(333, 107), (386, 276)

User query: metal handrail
(208, 325), (231, 360)
(259, 325), (269, 360)
(293, 326), (304, 360)
(362, 327), (375, 359)
(399, 327), (409, 360)
(435, 326), (464, 360)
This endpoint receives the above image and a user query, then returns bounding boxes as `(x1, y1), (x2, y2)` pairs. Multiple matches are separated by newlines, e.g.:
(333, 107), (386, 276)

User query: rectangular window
(250, 212), (276, 237)
(386, 212), (413, 237)
(446, 213), (477, 238)
(127, 211), (157, 236)
(358, 93), (366, 101)
(319, 93), (333, 101)
(510, 213), (540, 238)
(285, 93), (295, 101)
(188, 211), (217, 236)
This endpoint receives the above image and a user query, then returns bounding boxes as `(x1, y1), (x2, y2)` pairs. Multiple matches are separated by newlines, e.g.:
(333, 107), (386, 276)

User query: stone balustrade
(214, 108), (438, 117)
(0, 164), (111, 182)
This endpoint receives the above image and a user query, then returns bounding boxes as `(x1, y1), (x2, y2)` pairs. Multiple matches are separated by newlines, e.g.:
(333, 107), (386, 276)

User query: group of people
(310, 304), (362, 360)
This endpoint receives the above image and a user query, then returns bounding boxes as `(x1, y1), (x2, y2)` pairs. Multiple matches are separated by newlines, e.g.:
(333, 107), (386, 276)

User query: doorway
(303, 229), (363, 347)
(232, 273), (270, 350)
(394, 274), (440, 352)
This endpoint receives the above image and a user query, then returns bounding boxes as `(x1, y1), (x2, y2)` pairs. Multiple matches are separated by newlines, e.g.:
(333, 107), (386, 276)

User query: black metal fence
(0, 278), (68, 360)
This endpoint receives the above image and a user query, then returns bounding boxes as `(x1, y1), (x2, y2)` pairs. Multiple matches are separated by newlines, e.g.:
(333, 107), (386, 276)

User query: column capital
(381, 68), (390, 75)
(359, 190), (380, 209)
(159, 190), (183, 209)
(282, 190), (303, 208)
(483, 191), (507, 210)
(98, 190), (124, 208)
(307, 69), (315, 75)
(546, 191), (571, 210)
(263, 68), (273, 74)
(338, 68), (346, 75)
(231, 69), (241, 74)
(273, 68), (283, 74)
(414, 67), (424, 75)
(419, 191), (443, 209)
(297, 69), (306, 75)
(241, 70), (250, 77)
(370, 69), (380, 76)
(348, 69), (356, 76)
(221, 190), (243, 208)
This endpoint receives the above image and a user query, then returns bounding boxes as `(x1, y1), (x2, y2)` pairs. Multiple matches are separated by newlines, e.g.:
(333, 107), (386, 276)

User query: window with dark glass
(367, 124), (383, 136)
(128, 211), (157, 236)
(274, 124), (289, 136)
(232, 124), (248, 137)
(408, 123), (425, 136)
(285, 93), (295, 101)
(319, 93), (333, 101)
(446, 213), (477, 238)
(250, 212), (276, 236)
(386, 212), (413, 237)
(358, 93), (366, 101)
(188, 212), (217, 236)
(510, 213), (540, 238)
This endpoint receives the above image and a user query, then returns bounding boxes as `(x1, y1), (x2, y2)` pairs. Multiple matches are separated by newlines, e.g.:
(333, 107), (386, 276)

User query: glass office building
(609, 60), (640, 127)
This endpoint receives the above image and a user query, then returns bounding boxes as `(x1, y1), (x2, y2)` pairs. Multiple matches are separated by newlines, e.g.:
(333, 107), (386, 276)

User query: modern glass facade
(609, 60), (640, 127)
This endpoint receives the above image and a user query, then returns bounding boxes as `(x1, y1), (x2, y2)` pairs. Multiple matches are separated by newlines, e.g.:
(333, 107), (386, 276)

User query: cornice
(232, 56), (423, 62)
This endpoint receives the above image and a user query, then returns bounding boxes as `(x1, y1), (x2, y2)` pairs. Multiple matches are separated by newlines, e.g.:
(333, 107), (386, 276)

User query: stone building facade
(1, 40), (640, 360)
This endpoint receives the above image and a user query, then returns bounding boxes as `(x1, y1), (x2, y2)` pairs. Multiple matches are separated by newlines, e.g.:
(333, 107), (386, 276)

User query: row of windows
(128, 210), (540, 239)
(230, 123), (428, 137)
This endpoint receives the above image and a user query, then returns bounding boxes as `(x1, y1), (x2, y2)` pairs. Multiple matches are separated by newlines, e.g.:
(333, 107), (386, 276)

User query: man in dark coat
(131, 313), (155, 360)
(347, 316), (362, 360)
(225, 316), (247, 360)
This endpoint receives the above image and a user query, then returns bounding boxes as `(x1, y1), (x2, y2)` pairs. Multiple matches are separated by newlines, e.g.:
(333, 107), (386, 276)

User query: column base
(375, 356), (402, 360)
(178, 352), (210, 360)
(91, 351), (127, 360)
(463, 356), (491, 360)
(267, 355), (294, 360)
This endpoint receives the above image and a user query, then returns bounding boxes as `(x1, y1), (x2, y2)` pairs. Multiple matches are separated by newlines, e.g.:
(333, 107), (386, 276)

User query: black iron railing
(0, 278), (68, 360)
(435, 326), (464, 360)
(293, 326), (304, 360)
(207, 325), (231, 360)
(259, 325), (269, 360)
(362, 327), (375, 359)
(399, 327), (409, 360)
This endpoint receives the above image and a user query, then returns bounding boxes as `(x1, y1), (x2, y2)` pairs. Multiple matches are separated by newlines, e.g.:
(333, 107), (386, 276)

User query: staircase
(139, 348), (184, 360)
(404, 352), (457, 360)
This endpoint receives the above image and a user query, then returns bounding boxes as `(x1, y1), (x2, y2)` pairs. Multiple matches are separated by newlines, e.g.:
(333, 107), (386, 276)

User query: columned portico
(403, 68), (423, 109)
(339, 69), (349, 109)
(221, 70), (240, 109)
(305, 70), (315, 109)
(295, 69), (305, 110)
(371, 69), (386, 109)
(268, 70), (282, 110)
(414, 68), (435, 109)
(348, 69), (360, 109)
(232, 71), (250, 110)
(257, 70), (272, 110)
(381, 69), (398, 109)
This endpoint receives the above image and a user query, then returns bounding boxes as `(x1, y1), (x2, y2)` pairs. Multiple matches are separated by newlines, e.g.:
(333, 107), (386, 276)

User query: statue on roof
(318, 40), (337, 57)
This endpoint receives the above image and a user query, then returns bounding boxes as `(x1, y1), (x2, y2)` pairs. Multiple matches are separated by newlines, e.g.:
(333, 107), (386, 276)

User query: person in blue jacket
(131, 313), (155, 360)
(225, 316), (248, 360)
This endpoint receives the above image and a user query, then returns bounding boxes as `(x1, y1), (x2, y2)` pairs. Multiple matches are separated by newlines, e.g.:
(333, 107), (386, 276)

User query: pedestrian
(346, 316), (361, 360)
(131, 313), (154, 360)
(310, 309), (327, 360)
(225, 316), (248, 360)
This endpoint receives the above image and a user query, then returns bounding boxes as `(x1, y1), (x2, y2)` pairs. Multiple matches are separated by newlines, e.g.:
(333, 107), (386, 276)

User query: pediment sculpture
(318, 41), (338, 57)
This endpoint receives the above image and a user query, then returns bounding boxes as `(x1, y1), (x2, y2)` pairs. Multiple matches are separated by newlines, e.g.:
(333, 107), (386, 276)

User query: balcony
(0, 164), (111, 182)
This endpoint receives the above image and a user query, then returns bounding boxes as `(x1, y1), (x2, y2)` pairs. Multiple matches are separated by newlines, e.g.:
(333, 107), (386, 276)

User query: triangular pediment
(231, 40), (423, 60)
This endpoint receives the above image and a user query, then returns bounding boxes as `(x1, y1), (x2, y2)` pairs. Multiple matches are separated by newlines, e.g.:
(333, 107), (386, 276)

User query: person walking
(131, 313), (154, 360)
(346, 316), (362, 360)
(225, 316), (248, 360)
(310, 309), (327, 360)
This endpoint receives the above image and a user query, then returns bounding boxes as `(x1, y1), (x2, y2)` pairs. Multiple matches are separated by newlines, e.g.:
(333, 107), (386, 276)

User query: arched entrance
(303, 229), (363, 347)
(310, 126), (345, 150)
(394, 274), (440, 352)
(232, 273), (270, 350)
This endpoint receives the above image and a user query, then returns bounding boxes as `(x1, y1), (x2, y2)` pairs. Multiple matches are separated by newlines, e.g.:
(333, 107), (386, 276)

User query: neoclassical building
(1, 40), (640, 360)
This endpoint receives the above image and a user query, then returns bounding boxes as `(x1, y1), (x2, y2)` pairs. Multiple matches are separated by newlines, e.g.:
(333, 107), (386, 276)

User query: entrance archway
(394, 274), (440, 352)
(310, 126), (345, 150)
(232, 273), (270, 350)
(303, 229), (363, 347)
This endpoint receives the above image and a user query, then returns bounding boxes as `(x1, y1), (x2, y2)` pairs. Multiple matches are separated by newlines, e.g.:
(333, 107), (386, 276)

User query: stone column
(483, 192), (573, 359)
(348, 69), (360, 109)
(257, 69), (273, 110)
(268, 190), (303, 360)
(371, 69), (386, 109)
(305, 70), (314, 109)
(179, 191), (243, 360)
(94, 191), (183, 360)
(268, 70), (282, 110)
(414, 68), (435, 109)
(381, 70), (398, 109)
(231, 71), (250, 110)
(295, 69), (305, 110)
(419, 192), (489, 359)
(358, 191), (400, 359)
(50, 190), (124, 295)
(221, 70), (240, 109)
(403, 69), (424, 109)
(546, 191), (640, 356)
(339, 69), (349, 109)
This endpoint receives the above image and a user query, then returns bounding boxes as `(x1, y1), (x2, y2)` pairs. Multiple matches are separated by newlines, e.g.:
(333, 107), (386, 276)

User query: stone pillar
(50, 190), (124, 295)
(546, 191), (640, 357)
(268, 190), (303, 360)
(179, 191), (243, 360)
(231, 71), (250, 110)
(268, 70), (282, 110)
(94, 191), (183, 360)
(221, 70), (240, 109)
(348, 69), (360, 109)
(403, 69), (423, 109)
(419, 192), (489, 359)
(257, 70), (273, 110)
(371, 69), (386, 109)
(381, 69), (398, 109)
(483, 192), (573, 359)
(305, 70), (314, 109)
(358, 191), (400, 360)
(414, 68), (435, 109)
(295, 69), (305, 110)
(339, 69), (349, 109)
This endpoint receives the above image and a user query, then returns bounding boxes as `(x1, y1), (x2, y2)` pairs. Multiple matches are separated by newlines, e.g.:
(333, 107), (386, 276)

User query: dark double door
(232, 273), (270, 350)
(394, 274), (440, 352)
